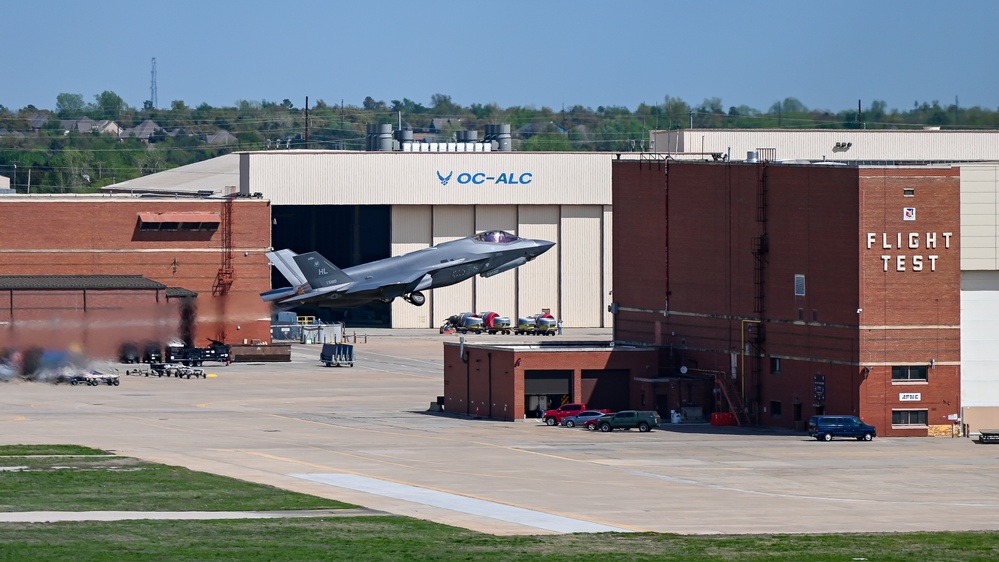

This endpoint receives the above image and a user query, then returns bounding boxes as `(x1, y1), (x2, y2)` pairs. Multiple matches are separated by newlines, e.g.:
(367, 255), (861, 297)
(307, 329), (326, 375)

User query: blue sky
(3, 0), (997, 114)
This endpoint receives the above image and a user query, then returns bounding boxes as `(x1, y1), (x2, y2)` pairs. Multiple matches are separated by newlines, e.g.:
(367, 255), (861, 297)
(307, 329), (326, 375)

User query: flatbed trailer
(979, 429), (999, 443)
(125, 363), (206, 378)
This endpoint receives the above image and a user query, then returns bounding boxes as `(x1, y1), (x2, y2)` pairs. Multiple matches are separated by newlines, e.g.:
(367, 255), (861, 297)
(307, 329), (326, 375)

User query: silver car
(561, 410), (608, 428)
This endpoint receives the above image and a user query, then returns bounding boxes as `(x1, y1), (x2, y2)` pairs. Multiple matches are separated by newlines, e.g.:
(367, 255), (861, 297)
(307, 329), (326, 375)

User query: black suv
(808, 415), (876, 441)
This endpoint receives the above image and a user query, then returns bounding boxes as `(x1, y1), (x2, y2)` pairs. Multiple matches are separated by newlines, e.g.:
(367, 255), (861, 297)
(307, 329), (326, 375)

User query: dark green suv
(808, 415), (876, 441)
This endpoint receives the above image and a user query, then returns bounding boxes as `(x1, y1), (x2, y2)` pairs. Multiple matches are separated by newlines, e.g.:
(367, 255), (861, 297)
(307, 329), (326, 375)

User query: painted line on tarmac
(241, 450), (645, 533)
(293, 472), (632, 534)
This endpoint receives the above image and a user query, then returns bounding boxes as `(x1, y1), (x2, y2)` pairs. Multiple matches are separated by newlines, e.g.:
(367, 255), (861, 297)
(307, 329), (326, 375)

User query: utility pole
(304, 96), (309, 149)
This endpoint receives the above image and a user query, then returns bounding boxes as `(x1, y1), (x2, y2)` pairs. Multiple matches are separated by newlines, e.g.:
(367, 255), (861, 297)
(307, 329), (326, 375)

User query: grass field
(1, 445), (997, 561)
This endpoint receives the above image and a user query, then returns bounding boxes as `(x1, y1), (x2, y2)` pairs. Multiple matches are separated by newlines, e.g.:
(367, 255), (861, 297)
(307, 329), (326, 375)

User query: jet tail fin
(266, 249), (308, 287)
(293, 252), (355, 288)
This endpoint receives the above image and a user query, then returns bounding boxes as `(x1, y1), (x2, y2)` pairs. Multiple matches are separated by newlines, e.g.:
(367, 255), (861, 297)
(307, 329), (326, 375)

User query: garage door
(524, 370), (572, 395)
(581, 369), (630, 411)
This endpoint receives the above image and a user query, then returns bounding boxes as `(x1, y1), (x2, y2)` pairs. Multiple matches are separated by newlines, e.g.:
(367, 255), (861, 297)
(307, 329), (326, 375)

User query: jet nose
(529, 239), (555, 257)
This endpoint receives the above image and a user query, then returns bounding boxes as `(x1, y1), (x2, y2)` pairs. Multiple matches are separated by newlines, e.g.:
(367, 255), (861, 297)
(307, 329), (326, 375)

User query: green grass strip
(0, 444), (353, 512)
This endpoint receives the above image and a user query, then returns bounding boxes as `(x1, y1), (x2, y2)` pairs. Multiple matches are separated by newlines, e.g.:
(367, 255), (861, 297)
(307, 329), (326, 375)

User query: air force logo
(435, 170), (533, 186)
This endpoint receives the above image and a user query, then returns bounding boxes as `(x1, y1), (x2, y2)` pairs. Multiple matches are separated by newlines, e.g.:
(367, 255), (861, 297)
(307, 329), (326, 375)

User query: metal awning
(138, 212), (219, 231)
(0, 275), (167, 290)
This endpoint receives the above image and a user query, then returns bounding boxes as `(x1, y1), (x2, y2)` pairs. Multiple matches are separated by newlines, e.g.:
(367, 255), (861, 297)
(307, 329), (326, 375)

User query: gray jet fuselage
(263, 230), (554, 309)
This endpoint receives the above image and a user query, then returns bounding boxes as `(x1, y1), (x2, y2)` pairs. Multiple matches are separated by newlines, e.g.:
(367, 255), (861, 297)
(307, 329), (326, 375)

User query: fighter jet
(261, 230), (555, 308)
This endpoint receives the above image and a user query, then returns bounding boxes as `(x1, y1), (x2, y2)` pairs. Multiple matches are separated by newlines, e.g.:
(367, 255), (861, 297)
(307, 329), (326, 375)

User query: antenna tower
(150, 57), (158, 109)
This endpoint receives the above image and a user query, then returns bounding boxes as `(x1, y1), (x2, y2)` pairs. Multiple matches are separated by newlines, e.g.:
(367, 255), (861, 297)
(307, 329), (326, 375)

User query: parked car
(117, 341), (140, 364)
(594, 410), (661, 432)
(808, 415), (876, 441)
(542, 403), (608, 426)
(562, 410), (608, 428)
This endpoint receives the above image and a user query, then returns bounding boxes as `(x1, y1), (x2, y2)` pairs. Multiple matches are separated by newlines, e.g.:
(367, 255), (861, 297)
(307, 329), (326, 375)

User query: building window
(892, 365), (928, 381)
(770, 400), (782, 417)
(892, 410), (928, 425)
(770, 357), (781, 375)
(794, 274), (805, 297)
(903, 187), (915, 197)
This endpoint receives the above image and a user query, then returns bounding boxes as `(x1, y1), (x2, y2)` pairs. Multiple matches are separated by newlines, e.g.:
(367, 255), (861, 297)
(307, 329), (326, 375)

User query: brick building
(442, 341), (658, 421)
(0, 196), (273, 356)
(611, 159), (961, 437)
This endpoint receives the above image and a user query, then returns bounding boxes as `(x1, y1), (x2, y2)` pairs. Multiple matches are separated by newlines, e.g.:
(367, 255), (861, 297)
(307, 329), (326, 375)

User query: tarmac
(3, 327), (999, 535)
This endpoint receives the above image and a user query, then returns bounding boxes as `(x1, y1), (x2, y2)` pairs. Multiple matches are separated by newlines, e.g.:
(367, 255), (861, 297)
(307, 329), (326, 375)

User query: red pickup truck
(542, 403), (609, 426)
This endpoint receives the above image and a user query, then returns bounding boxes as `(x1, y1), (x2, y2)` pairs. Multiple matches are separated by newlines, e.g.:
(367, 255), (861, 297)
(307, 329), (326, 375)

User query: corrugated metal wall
(391, 206), (433, 328)
(560, 206), (604, 327)
(474, 206), (518, 318)
(602, 205), (614, 326)
(652, 130), (999, 162)
(429, 206), (475, 327)
(961, 164), (999, 271)
(518, 206), (560, 321)
(961, 271), (999, 408)
(245, 152), (611, 206)
(386, 203), (608, 329)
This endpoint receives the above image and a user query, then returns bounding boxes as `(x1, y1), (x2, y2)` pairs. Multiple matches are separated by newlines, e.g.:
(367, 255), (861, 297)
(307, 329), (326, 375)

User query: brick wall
(610, 161), (961, 436)
(443, 342), (658, 420)
(0, 198), (273, 352)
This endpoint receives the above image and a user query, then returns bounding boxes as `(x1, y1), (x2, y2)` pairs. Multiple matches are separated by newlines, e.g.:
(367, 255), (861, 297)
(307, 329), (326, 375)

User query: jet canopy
(474, 230), (520, 243)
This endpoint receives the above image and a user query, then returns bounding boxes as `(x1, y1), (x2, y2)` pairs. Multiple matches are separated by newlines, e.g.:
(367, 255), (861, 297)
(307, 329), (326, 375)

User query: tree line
(1, 91), (997, 194)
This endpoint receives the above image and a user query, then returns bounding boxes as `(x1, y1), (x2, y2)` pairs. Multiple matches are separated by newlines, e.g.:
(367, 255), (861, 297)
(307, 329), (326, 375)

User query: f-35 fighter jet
(261, 230), (554, 308)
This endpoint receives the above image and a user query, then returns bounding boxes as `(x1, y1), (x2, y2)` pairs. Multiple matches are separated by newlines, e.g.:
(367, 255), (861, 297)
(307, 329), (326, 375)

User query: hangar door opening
(581, 369), (630, 412)
(524, 369), (573, 418)
(270, 205), (391, 327)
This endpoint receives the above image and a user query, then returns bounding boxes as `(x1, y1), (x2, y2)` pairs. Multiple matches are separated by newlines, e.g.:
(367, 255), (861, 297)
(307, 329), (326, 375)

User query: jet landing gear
(404, 291), (427, 306)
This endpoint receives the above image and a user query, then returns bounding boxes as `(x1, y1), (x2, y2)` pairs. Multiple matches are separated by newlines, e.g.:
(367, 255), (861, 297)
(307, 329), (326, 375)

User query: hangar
(107, 144), (615, 330)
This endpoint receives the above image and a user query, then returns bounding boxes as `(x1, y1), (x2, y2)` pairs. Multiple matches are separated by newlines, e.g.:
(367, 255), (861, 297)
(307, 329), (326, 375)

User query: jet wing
(276, 282), (353, 305)
(344, 256), (490, 296)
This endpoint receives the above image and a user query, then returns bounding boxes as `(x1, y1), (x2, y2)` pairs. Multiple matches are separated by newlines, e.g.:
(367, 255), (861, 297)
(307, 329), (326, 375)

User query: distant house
(28, 112), (50, 131)
(60, 117), (122, 136)
(120, 119), (162, 142)
(429, 117), (460, 134)
(94, 120), (123, 136)
(62, 117), (96, 133)
(206, 130), (238, 146)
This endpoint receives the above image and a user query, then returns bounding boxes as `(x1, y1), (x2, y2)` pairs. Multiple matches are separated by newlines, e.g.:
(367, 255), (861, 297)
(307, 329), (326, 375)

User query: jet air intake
(481, 257), (526, 278)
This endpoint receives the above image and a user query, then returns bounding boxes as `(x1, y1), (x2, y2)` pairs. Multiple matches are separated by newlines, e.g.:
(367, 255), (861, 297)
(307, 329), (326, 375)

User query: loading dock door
(524, 369), (573, 418)
(581, 369), (630, 412)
